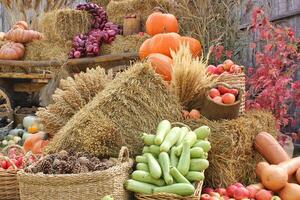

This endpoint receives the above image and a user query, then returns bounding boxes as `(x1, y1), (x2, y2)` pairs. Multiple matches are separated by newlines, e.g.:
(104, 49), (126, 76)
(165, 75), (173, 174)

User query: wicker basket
(135, 182), (203, 200)
(13, 107), (37, 126)
(18, 146), (134, 200)
(213, 72), (246, 114)
(0, 145), (25, 200)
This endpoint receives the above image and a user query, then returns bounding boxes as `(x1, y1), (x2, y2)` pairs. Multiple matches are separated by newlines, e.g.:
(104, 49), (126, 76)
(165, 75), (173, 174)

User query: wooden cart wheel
(0, 87), (12, 111)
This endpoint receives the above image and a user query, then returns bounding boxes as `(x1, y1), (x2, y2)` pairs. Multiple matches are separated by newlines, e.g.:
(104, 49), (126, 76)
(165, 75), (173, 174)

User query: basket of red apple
(201, 182), (281, 200)
(201, 83), (242, 120)
(207, 59), (245, 114)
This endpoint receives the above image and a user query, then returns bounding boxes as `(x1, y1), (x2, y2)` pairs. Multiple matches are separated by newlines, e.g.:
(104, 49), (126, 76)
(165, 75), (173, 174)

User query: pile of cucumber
(124, 120), (211, 196)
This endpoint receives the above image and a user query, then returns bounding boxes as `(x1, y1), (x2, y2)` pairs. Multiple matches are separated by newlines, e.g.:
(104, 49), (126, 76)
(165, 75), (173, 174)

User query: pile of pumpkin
(0, 21), (43, 60)
(139, 11), (202, 82)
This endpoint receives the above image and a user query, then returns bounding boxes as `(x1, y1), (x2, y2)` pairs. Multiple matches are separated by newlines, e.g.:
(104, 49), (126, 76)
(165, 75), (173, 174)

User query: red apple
(228, 89), (239, 97)
(202, 187), (214, 194)
(182, 110), (189, 119)
(222, 93), (236, 104)
(229, 64), (238, 73)
(222, 197), (230, 200)
(212, 96), (223, 104)
(189, 109), (201, 119)
(234, 187), (250, 200)
(246, 185), (259, 198)
(215, 188), (227, 196)
(207, 65), (217, 74)
(234, 183), (244, 188)
(227, 185), (238, 197)
(209, 197), (219, 200)
(209, 192), (221, 198)
(216, 64), (225, 74)
(209, 88), (221, 98)
(217, 85), (229, 94)
(255, 189), (272, 200)
(223, 59), (234, 71)
(200, 194), (211, 200)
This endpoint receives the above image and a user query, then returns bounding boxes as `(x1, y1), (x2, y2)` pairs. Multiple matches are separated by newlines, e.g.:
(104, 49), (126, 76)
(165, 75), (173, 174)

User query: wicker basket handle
(0, 155), (18, 170)
(171, 122), (192, 131)
(2, 144), (25, 156)
(118, 146), (129, 163)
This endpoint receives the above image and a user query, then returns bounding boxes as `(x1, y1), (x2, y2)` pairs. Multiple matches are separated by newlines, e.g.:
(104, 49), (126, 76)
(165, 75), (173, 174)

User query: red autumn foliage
(246, 8), (300, 130)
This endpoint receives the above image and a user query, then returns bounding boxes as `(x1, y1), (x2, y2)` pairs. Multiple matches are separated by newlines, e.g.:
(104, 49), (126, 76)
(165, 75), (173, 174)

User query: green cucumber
(101, 195), (114, 200)
(154, 120), (171, 145)
(136, 163), (149, 172)
(190, 159), (209, 171)
(194, 126), (211, 140)
(170, 167), (190, 184)
(193, 140), (211, 152)
(185, 171), (205, 182)
(160, 127), (181, 152)
(142, 133), (156, 145)
(170, 147), (179, 167)
(136, 155), (147, 163)
(190, 147), (204, 158)
(149, 145), (160, 155)
(124, 179), (156, 194)
(176, 131), (197, 156)
(176, 127), (189, 146)
(153, 183), (195, 196)
(143, 146), (150, 153)
(177, 141), (190, 176)
(132, 170), (165, 186)
(158, 152), (173, 185)
(145, 153), (162, 179)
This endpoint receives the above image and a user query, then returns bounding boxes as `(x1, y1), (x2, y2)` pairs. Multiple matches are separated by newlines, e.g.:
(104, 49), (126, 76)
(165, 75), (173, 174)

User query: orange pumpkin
(23, 132), (48, 153)
(148, 53), (172, 81)
(139, 38), (151, 59)
(146, 12), (179, 36)
(5, 28), (43, 43)
(149, 32), (181, 57)
(180, 36), (202, 57)
(0, 42), (25, 60)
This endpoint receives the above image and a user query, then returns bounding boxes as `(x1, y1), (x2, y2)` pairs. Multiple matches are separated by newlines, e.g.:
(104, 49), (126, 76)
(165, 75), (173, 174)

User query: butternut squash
(279, 183), (300, 200)
(296, 168), (300, 184)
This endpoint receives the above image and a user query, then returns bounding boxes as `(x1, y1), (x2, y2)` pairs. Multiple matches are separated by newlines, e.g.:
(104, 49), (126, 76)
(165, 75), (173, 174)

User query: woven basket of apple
(0, 145), (38, 200)
(207, 60), (246, 114)
(201, 83), (242, 120)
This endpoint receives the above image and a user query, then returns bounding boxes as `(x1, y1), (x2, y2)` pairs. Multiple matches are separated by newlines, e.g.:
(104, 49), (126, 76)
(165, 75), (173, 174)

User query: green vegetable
(132, 170), (165, 186)
(101, 195), (114, 200)
(176, 127), (189, 146)
(170, 147), (179, 167)
(194, 126), (211, 140)
(193, 140), (211, 152)
(149, 145), (160, 156)
(13, 136), (22, 143)
(153, 183), (195, 196)
(158, 152), (173, 185)
(145, 153), (162, 179)
(176, 131), (197, 156)
(136, 155), (147, 163)
(185, 171), (205, 182)
(190, 159), (209, 171)
(170, 167), (190, 184)
(136, 163), (149, 172)
(142, 133), (155, 145)
(177, 141), (190, 176)
(154, 120), (171, 145)
(190, 147), (204, 158)
(160, 127), (181, 152)
(124, 179), (156, 194)
(143, 146), (150, 154)
(2, 140), (8, 146)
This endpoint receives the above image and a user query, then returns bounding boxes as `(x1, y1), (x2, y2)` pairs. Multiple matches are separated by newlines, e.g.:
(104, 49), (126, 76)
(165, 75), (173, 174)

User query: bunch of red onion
(69, 3), (121, 59)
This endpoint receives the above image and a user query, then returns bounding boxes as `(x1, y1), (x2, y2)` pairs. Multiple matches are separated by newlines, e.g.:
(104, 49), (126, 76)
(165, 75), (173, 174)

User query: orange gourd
(148, 53), (172, 81)
(13, 21), (28, 30)
(31, 140), (49, 154)
(180, 36), (202, 57)
(23, 132), (48, 153)
(255, 162), (269, 178)
(146, 12), (179, 36)
(139, 38), (151, 59)
(5, 28), (43, 43)
(0, 42), (25, 60)
(255, 132), (290, 164)
(279, 183), (300, 200)
(149, 32), (181, 57)
(296, 168), (300, 184)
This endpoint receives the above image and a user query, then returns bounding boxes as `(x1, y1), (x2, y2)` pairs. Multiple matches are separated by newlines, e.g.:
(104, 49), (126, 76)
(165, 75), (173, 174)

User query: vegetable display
(146, 12), (179, 36)
(207, 59), (244, 75)
(125, 120), (211, 196)
(209, 85), (240, 105)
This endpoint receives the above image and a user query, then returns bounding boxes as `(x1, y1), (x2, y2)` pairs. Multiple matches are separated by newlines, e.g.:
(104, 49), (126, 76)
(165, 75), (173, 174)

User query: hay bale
(110, 34), (149, 54)
(45, 61), (183, 157)
(38, 9), (91, 42)
(106, 0), (175, 28)
(88, 0), (111, 8)
(186, 110), (278, 188)
(24, 39), (71, 61)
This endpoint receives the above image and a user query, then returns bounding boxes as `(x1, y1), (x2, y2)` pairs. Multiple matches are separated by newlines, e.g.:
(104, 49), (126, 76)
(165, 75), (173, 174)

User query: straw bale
(37, 67), (113, 138)
(106, 0), (175, 28)
(24, 39), (71, 61)
(109, 34), (149, 54)
(88, 0), (111, 8)
(186, 110), (278, 188)
(38, 9), (91, 42)
(45, 61), (183, 157)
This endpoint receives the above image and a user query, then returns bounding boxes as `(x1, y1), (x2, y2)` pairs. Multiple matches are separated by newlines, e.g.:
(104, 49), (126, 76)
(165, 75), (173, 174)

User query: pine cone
(72, 162), (82, 174)
(58, 150), (69, 161)
(40, 160), (53, 174)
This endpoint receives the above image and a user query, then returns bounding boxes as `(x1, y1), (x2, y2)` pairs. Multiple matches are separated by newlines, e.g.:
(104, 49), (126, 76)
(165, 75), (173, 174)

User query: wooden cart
(0, 53), (139, 108)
